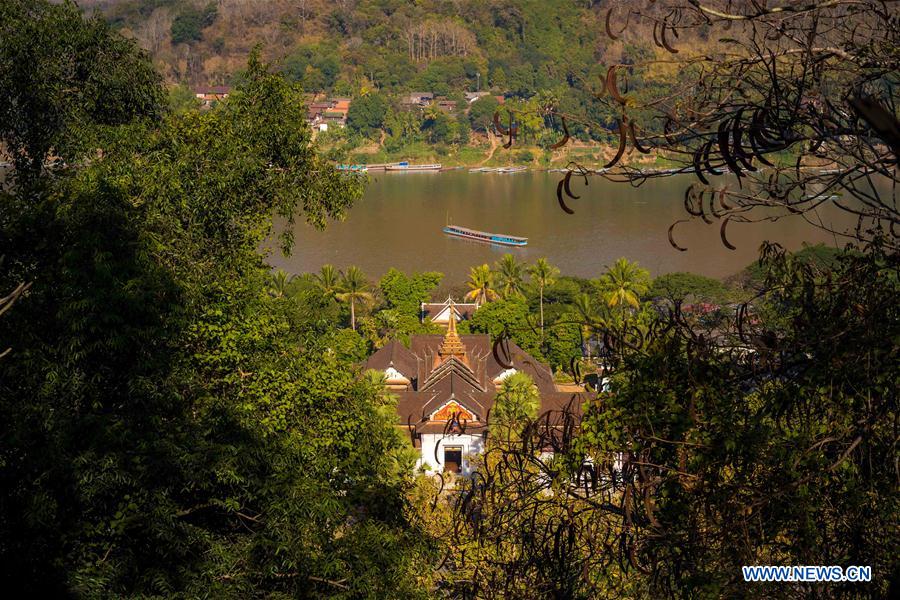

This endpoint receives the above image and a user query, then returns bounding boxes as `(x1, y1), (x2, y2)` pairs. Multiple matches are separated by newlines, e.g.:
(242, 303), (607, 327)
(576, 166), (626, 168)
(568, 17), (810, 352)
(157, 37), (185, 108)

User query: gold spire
(439, 299), (467, 358)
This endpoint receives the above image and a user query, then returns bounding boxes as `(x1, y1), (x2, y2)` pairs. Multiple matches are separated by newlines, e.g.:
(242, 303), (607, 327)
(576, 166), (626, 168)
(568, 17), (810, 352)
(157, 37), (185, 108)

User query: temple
(365, 300), (584, 475)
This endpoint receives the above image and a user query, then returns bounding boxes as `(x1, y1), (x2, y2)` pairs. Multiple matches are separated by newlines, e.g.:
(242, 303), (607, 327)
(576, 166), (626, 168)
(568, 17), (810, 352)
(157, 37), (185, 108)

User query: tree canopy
(0, 0), (164, 178)
(0, 4), (433, 596)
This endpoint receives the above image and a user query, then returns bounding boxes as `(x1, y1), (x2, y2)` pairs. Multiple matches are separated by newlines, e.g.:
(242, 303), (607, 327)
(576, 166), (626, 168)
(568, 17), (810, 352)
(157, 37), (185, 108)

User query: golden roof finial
(439, 299), (467, 358)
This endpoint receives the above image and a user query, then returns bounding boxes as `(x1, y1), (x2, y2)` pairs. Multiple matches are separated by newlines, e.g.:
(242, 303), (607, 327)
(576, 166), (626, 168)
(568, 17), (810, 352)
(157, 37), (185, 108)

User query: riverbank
(329, 133), (810, 172)
(345, 139), (677, 170)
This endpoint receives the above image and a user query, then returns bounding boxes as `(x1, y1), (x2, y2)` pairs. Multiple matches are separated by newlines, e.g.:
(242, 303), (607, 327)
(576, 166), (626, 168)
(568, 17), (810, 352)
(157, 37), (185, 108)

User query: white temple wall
(418, 433), (484, 476)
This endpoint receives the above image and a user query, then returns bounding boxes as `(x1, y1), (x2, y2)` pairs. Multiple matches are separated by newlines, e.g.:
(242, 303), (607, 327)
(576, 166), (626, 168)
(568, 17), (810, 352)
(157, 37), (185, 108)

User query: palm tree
(528, 258), (559, 341)
(336, 266), (373, 330)
(266, 269), (293, 298)
(464, 264), (499, 305)
(315, 264), (341, 299)
(598, 258), (651, 311)
(573, 293), (604, 359)
(495, 254), (526, 298)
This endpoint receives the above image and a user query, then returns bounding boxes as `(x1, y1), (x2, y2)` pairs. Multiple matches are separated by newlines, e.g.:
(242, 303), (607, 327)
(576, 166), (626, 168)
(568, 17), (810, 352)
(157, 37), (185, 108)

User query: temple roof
(366, 340), (419, 380)
(362, 318), (569, 436)
(395, 389), (586, 427)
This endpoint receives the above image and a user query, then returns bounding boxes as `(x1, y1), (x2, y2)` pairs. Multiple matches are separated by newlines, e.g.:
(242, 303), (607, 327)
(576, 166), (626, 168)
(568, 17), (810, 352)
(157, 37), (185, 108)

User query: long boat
(385, 161), (442, 171)
(443, 225), (528, 247)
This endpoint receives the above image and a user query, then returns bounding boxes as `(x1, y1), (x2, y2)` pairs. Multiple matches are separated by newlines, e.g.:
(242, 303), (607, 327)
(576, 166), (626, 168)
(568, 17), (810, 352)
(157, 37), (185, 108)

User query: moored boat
(442, 225), (528, 246)
(385, 161), (442, 171)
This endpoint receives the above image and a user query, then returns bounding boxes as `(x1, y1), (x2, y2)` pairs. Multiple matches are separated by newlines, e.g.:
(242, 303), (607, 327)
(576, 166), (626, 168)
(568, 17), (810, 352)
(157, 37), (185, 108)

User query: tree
(597, 258), (650, 311)
(464, 264), (499, 305)
(266, 269), (293, 298)
(0, 17), (436, 592)
(647, 272), (730, 304)
(492, 371), (541, 433)
(528, 258), (559, 341)
(464, 296), (542, 361)
(378, 269), (443, 318)
(347, 93), (388, 136)
(0, 0), (164, 180)
(579, 244), (899, 597)
(314, 264), (341, 300)
(283, 44), (341, 91)
(0, 282), (30, 360)
(468, 95), (500, 132)
(337, 266), (374, 330)
(168, 83), (201, 114)
(572, 293), (603, 359)
(543, 312), (583, 372)
(494, 254), (526, 299)
(170, 3), (217, 45)
(421, 106), (454, 144)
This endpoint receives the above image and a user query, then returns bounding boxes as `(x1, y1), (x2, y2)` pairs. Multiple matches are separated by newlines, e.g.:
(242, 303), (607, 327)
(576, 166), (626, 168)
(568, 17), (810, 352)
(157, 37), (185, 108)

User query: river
(268, 171), (853, 283)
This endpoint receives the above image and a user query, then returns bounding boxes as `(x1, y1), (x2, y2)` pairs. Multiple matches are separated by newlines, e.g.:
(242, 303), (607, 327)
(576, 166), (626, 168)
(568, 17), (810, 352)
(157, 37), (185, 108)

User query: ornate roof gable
(431, 398), (477, 421)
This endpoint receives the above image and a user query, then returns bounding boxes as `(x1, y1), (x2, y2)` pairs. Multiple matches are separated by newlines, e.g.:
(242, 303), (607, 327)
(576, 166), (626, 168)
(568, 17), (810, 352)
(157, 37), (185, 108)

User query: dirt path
(478, 131), (500, 165)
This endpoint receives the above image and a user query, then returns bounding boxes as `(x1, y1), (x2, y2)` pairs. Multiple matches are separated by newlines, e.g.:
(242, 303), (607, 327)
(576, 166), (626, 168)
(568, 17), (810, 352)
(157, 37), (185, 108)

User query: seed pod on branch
(604, 120), (627, 168)
(606, 66), (626, 105)
(549, 116), (570, 150)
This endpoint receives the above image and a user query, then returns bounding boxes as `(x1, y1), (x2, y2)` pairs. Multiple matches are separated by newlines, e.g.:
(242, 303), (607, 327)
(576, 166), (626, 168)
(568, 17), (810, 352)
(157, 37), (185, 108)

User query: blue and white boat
(443, 225), (528, 247)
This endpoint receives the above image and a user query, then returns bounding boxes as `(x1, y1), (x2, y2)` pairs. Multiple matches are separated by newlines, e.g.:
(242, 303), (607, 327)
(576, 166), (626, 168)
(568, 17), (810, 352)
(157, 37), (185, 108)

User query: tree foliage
(492, 371), (540, 431)
(347, 92), (388, 135)
(0, 0), (164, 178)
(170, 2), (217, 45)
(378, 268), (443, 318)
(0, 6), (432, 596)
(648, 271), (730, 304)
(450, 243), (900, 598)
(468, 95), (500, 132)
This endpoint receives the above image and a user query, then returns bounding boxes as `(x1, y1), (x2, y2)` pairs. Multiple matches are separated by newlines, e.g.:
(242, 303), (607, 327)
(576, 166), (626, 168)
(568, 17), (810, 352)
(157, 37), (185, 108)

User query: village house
(365, 302), (585, 475)
(434, 98), (458, 113)
(307, 100), (335, 130)
(194, 85), (231, 107)
(401, 91), (434, 107)
(464, 91), (491, 104)
(306, 97), (352, 131)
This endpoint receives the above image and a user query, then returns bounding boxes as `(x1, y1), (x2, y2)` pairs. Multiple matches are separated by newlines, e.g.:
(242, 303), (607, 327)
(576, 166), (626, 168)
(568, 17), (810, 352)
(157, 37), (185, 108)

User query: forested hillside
(82, 1), (701, 136)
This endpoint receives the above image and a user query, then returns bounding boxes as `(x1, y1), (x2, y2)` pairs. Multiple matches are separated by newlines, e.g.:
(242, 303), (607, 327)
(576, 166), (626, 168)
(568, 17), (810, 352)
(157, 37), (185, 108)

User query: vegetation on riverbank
(268, 243), (844, 377)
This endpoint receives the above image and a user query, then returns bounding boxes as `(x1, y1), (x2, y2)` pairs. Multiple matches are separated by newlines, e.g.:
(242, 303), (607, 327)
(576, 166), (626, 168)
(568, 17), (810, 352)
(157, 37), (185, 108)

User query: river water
(267, 171), (854, 283)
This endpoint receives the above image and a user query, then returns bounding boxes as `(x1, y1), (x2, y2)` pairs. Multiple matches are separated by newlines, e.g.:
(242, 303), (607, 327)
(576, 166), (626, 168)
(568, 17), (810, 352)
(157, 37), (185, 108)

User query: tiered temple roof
(364, 301), (585, 442)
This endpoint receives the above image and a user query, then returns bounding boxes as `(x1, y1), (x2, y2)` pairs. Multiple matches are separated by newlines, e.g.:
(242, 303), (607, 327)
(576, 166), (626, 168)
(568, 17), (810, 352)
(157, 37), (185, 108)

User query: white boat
(385, 161), (442, 171)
